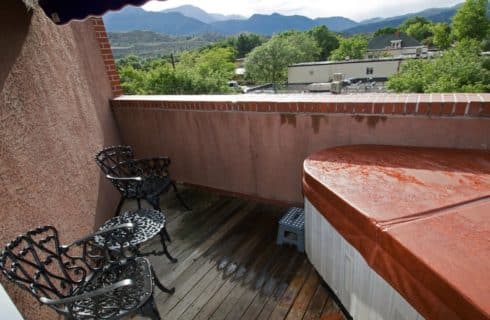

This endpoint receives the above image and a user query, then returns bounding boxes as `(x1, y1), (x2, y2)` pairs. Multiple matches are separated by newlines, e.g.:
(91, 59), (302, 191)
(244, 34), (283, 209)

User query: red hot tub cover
(302, 145), (490, 320)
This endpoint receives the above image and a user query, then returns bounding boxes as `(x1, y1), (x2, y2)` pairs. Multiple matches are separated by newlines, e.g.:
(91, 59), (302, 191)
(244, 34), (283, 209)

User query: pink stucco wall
(112, 95), (489, 205)
(0, 1), (121, 319)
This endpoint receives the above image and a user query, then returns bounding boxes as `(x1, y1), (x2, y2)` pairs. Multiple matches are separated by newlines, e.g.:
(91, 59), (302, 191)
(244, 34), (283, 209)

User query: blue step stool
(276, 207), (305, 252)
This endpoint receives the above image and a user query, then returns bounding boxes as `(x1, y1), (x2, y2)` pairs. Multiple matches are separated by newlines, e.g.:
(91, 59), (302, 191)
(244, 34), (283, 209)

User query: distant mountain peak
(104, 3), (468, 37)
(161, 4), (245, 23)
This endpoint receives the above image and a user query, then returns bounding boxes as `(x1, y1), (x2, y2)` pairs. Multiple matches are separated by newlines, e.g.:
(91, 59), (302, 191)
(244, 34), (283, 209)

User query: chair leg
(162, 227), (172, 243)
(151, 266), (175, 294)
(171, 182), (191, 210)
(139, 294), (162, 320)
(159, 231), (178, 263)
(147, 196), (161, 211)
(115, 196), (125, 216)
(137, 198), (142, 209)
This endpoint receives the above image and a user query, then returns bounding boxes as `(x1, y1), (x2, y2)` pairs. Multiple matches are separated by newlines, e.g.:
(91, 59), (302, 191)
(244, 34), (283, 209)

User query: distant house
(366, 32), (428, 59)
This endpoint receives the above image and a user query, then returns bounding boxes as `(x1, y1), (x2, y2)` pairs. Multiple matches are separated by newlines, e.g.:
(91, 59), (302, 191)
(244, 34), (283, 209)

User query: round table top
(96, 208), (165, 248)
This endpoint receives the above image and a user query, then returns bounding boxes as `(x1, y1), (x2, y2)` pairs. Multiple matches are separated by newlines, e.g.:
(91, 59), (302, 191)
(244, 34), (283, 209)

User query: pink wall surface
(0, 1), (121, 319)
(112, 95), (489, 205)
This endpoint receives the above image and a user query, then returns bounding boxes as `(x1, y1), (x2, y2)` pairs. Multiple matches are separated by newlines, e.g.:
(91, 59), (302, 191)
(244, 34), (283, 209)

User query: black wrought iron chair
(95, 145), (190, 216)
(0, 224), (174, 320)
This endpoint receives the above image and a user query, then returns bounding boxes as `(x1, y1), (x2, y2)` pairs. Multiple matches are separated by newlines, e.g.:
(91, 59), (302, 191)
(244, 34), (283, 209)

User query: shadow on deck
(128, 186), (346, 320)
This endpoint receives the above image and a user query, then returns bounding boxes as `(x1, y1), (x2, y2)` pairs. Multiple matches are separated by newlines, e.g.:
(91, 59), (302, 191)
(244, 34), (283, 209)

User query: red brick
(393, 103), (404, 114)
(383, 103), (393, 114)
(481, 103), (490, 117)
(92, 25), (106, 32)
(441, 102), (453, 116)
(454, 102), (467, 116)
(316, 103), (326, 113)
(405, 103), (416, 114)
(430, 102), (442, 116)
(418, 102), (430, 115)
(344, 103), (354, 113)
(468, 102), (482, 116)
(100, 48), (113, 55)
(355, 103), (370, 114)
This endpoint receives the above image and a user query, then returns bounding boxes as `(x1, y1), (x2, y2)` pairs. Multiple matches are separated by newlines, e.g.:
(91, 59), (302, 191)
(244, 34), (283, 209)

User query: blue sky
(143, 0), (463, 21)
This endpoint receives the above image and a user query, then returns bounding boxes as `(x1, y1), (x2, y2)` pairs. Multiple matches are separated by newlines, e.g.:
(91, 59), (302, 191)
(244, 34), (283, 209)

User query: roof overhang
(30, 0), (165, 25)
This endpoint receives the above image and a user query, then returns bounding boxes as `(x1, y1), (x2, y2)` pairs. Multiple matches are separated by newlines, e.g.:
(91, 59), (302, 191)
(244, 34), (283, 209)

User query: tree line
(117, 0), (489, 94)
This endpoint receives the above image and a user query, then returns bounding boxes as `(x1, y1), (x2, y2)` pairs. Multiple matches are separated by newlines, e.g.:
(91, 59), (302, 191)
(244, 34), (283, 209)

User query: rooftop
(367, 32), (421, 50)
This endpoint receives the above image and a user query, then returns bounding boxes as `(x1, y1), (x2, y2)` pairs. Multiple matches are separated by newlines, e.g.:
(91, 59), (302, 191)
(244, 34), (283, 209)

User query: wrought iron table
(96, 208), (177, 294)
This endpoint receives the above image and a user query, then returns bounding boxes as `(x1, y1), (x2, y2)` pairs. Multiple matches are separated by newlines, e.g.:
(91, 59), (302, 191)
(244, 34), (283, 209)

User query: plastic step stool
(276, 207), (305, 252)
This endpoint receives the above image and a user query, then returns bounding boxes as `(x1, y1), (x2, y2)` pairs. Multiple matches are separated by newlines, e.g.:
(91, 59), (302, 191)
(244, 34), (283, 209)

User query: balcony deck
(131, 187), (346, 320)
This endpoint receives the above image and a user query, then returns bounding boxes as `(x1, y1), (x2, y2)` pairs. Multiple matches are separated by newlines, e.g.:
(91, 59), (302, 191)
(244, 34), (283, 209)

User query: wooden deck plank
(156, 230), (249, 313)
(193, 215), (277, 320)
(171, 230), (267, 320)
(177, 271), (225, 320)
(238, 248), (300, 320)
(302, 283), (330, 320)
(166, 266), (223, 320)
(265, 260), (312, 320)
(142, 198), (232, 259)
(192, 277), (237, 320)
(285, 270), (321, 320)
(212, 237), (279, 320)
(153, 200), (255, 285)
(228, 247), (290, 320)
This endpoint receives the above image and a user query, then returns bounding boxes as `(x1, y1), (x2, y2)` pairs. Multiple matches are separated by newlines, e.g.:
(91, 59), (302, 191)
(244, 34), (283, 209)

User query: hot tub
(303, 145), (490, 320)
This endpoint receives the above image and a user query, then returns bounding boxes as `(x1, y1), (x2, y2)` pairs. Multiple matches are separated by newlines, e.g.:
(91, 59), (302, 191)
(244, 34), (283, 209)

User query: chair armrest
(106, 174), (143, 181)
(39, 279), (134, 305)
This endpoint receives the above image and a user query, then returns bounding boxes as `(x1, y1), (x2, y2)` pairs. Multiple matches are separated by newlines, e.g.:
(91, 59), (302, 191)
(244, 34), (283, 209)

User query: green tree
(118, 65), (147, 94)
(388, 39), (490, 92)
(146, 64), (194, 94)
(329, 35), (368, 60)
(245, 32), (320, 83)
(117, 46), (237, 95)
(235, 33), (265, 58)
(432, 23), (452, 49)
(117, 55), (143, 69)
(373, 26), (398, 37)
(307, 25), (339, 60)
(400, 16), (433, 42)
(452, 0), (490, 42)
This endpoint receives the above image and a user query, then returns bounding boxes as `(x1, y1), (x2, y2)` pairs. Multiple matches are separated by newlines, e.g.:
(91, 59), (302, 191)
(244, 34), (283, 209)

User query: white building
(288, 57), (404, 84)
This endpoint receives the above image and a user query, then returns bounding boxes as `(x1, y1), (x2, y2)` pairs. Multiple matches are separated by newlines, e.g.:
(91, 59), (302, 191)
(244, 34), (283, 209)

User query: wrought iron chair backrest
(0, 225), (136, 313)
(95, 145), (134, 176)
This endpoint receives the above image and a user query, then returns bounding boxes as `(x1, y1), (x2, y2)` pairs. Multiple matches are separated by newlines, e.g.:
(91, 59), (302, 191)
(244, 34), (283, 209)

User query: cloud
(142, 0), (462, 21)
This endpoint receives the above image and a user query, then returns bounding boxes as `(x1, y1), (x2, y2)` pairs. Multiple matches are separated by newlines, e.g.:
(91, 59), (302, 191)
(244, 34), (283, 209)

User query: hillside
(344, 4), (463, 34)
(108, 31), (223, 58)
(104, 7), (214, 34)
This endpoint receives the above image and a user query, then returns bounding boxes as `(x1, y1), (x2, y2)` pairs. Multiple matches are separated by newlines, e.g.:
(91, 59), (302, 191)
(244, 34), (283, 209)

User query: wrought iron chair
(0, 224), (174, 320)
(95, 145), (190, 216)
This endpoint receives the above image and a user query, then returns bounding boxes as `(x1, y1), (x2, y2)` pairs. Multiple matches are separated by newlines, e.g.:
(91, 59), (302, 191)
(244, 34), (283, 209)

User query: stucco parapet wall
(112, 93), (490, 117)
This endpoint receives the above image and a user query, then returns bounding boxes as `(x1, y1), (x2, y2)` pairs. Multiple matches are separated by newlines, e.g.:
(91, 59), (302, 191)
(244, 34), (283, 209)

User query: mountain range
(103, 3), (465, 36)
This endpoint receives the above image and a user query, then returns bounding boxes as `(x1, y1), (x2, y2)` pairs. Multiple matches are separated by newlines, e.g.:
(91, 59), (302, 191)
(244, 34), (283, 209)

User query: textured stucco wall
(0, 1), (121, 319)
(112, 97), (489, 205)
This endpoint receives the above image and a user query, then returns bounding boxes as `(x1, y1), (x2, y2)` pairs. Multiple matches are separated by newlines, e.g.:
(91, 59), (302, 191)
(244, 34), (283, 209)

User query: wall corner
(89, 17), (122, 97)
